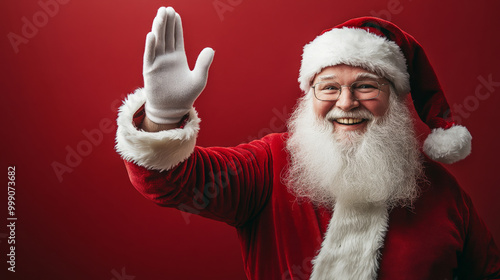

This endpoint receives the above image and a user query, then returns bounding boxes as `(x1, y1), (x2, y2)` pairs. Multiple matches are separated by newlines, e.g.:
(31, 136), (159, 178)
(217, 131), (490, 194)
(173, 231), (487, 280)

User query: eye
(352, 81), (378, 93)
(354, 82), (377, 89)
(318, 82), (340, 91)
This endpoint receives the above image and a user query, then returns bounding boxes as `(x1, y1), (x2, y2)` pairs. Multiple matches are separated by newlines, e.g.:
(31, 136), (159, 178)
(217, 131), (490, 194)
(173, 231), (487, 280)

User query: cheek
(363, 98), (390, 117)
(312, 98), (333, 118)
(368, 104), (388, 117)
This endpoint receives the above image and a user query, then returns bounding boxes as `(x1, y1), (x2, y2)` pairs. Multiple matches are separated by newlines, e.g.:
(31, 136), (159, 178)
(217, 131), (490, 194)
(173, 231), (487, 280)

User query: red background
(2, 0), (500, 279)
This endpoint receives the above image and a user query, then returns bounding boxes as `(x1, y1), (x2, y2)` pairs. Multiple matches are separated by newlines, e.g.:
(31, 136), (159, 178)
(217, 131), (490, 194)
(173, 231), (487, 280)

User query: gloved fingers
(164, 7), (176, 52)
(143, 32), (156, 68)
(193, 47), (215, 80)
(152, 7), (167, 55)
(174, 13), (184, 52)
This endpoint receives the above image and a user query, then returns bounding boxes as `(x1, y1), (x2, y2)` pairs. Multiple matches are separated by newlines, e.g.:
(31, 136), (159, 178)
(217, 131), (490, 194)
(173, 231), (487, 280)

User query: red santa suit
(115, 91), (500, 280)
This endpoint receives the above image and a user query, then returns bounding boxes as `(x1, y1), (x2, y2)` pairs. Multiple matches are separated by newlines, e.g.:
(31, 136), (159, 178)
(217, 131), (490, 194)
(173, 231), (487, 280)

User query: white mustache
(325, 107), (374, 121)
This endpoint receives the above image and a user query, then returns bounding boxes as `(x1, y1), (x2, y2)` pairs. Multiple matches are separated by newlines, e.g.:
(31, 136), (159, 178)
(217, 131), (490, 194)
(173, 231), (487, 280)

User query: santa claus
(115, 6), (500, 280)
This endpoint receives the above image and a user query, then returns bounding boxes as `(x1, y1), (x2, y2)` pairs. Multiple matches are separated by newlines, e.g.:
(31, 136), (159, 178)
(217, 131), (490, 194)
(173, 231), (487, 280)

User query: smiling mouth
(334, 118), (366, 125)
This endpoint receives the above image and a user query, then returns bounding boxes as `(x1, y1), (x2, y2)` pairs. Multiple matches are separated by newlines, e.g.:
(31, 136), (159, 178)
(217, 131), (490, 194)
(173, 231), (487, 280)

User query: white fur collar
(310, 202), (389, 280)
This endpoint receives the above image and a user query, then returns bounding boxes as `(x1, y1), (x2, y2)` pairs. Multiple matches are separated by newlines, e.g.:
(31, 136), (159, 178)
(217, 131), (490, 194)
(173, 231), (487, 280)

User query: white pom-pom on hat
(424, 125), (472, 164)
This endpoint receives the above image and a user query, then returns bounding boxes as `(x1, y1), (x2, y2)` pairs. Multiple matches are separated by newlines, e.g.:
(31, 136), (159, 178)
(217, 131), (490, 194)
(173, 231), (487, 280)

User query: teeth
(336, 118), (363, 125)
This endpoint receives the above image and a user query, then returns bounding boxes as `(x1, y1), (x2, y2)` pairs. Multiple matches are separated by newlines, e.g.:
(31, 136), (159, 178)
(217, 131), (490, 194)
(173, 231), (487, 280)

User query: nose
(335, 86), (359, 111)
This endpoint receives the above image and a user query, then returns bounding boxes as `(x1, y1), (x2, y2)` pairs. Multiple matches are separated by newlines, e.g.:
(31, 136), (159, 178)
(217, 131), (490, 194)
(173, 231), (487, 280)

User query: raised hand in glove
(143, 7), (214, 125)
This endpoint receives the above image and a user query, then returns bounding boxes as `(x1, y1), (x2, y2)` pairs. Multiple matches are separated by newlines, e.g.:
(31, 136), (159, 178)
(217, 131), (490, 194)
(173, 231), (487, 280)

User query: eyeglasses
(312, 80), (388, 101)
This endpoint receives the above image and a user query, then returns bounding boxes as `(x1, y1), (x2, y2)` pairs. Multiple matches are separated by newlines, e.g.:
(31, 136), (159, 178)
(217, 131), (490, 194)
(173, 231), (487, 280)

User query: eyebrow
(316, 72), (382, 82)
(318, 74), (336, 80)
(356, 72), (382, 80)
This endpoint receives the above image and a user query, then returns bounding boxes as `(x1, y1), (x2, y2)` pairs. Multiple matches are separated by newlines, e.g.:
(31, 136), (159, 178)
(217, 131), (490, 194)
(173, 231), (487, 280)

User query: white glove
(143, 7), (214, 124)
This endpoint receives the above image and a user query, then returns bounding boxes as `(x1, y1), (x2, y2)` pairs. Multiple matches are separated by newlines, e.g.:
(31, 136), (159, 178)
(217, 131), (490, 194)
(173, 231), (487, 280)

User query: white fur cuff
(115, 88), (200, 171)
(423, 125), (472, 164)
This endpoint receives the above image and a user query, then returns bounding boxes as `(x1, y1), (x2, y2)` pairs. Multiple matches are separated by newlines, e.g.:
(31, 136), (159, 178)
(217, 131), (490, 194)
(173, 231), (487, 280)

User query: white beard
(284, 92), (423, 209)
(285, 92), (424, 279)
(284, 92), (424, 279)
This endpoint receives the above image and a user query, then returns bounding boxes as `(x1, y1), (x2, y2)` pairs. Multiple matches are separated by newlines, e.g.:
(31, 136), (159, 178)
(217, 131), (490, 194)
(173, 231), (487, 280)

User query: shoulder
(232, 133), (288, 153)
(258, 133), (289, 157)
(418, 156), (473, 214)
(259, 132), (288, 148)
(422, 158), (464, 194)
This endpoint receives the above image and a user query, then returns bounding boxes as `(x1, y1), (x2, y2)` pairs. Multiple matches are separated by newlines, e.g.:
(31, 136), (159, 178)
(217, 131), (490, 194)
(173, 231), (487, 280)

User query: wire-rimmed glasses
(312, 80), (388, 101)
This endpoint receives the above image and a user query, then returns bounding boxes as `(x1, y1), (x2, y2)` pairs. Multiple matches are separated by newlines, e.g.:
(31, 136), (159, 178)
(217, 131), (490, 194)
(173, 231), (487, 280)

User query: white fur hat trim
(299, 27), (410, 95)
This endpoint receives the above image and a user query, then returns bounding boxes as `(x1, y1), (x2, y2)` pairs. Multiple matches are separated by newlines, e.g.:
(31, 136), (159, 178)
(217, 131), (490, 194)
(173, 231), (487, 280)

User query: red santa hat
(298, 17), (472, 164)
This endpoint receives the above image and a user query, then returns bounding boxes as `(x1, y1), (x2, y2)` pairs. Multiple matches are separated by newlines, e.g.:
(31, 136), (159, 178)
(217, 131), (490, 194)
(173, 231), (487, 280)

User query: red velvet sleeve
(123, 140), (274, 227)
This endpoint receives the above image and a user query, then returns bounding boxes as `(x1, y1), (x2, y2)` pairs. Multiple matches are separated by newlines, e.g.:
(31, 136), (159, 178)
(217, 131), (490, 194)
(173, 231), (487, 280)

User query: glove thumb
(193, 47), (215, 79)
